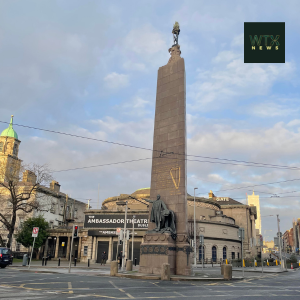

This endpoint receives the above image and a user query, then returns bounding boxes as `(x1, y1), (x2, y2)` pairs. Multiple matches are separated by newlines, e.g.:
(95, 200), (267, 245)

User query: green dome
(0, 115), (18, 139)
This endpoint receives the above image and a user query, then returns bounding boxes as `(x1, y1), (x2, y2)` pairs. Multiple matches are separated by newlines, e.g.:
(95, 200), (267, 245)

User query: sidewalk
(11, 260), (115, 269)
(233, 266), (289, 273)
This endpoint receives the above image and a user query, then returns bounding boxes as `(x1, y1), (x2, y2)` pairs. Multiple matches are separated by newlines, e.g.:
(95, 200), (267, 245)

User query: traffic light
(126, 230), (131, 240)
(74, 225), (79, 237)
(118, 235), (123, 246)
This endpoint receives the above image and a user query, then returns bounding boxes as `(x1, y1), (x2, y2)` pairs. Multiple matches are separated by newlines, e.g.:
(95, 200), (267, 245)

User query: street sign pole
(260, 236), (264, 275)
(239, 228), (244, 278)
(277, 215), (283, 270)
(68, 225), (75, 273)
(122, 202), (128, 271)
(28, 227), (39, 270)
(28, 237), (36, 270)
(131, 216), (135, 261)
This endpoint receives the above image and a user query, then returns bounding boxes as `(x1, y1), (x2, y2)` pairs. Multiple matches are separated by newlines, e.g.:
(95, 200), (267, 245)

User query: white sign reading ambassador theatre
(84, 214), (149, 229)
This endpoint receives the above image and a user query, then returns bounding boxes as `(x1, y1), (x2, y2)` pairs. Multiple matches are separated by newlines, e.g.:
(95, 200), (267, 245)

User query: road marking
(174, 291), (185, 297)
(109, 280), (134, 299)
(68, 282), (74, 294)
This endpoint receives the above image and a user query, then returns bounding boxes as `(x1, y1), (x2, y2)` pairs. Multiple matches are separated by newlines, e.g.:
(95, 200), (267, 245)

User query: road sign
(239, 228), (245, 241)
(32, 227), (39, 238)
(116, 228), (121, 235)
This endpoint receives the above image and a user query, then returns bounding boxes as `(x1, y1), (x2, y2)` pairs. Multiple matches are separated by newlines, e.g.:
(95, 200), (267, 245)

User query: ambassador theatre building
(48, 188), (258, 263)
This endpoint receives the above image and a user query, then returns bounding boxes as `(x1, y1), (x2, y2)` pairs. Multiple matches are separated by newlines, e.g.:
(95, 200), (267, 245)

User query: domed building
(77, 187), (248, 264)
(0, 115), (22, 181)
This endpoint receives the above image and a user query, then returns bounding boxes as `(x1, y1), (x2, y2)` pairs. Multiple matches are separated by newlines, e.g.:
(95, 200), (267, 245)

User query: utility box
(22, 254), (28, 266)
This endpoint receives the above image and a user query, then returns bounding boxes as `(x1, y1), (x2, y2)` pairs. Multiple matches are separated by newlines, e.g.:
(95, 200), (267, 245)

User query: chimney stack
(22, 170), (37, 184)
(50, 180), (60, 192)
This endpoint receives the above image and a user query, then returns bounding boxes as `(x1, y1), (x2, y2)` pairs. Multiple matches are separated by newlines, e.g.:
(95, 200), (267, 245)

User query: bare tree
(0, 160), (53, 248)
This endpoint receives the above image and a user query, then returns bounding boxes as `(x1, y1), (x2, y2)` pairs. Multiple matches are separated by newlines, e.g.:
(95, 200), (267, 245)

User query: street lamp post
(132, 215), (136, 261)
(193, 187), (198, 267)
(277, 214), (283, 270)
(117, 200), (128, 271)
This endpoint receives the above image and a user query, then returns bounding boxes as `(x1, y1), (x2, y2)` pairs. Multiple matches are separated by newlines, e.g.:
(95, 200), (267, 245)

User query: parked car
(0, 248), (13, 268)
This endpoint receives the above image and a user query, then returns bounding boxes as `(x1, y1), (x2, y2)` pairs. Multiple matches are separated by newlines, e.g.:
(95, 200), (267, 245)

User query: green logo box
(244, 22), (285, 63)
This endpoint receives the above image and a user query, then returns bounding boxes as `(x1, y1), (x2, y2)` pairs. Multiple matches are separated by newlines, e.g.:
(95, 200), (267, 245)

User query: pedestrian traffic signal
(74, 225), (79, 237)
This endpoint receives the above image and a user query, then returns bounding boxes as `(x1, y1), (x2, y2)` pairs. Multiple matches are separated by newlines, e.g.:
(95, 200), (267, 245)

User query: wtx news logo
(244, 22), (285, 63)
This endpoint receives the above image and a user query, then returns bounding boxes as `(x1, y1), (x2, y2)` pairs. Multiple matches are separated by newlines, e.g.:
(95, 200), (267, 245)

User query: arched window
(199, 245), (205, 261)
(212, 246), (217, 262)
(223, 247), (227, 260)
(0, 142), (3, 152)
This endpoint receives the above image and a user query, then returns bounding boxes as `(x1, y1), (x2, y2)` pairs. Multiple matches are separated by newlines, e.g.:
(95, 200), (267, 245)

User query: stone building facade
(208, 191), (259, 258)
(247, 191), (261, 234)
(47, 188), (260, 264)
(0, 116), (87, 252)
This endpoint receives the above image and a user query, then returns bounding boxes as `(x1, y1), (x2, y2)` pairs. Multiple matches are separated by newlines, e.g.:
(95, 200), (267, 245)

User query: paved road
(0, 267), (299, 299)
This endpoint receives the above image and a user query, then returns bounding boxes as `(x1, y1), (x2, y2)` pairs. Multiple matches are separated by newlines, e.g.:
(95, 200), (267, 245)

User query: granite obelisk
(139, 23), (191, 276)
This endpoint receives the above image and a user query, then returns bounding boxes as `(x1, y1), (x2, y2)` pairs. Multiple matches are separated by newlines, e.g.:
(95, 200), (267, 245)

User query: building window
(60, 205), (64, 215)
(0, 142), (3, 152)
(212, 246), (217, 262)
(199, 245), (205, 261)
(16, 243), (21, 252)
(74, 209), (78, 219)
(223, 247), (227, 260)
(49, 221), (54, 229)
(18, 218), (24, 229)
(238, 252), (240, 259)
(50, 203), (56, 214)
(13, 144), (18, 156)
(232, 252), (235, 259)
(83, 246), (88, 256)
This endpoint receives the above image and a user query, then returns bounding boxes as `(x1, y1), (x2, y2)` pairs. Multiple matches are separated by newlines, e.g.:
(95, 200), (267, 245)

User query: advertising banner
(84, 214), (148, 229)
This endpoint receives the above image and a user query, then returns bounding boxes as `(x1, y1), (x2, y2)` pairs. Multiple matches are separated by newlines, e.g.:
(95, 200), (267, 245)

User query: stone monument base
(139, 233), (176, 275)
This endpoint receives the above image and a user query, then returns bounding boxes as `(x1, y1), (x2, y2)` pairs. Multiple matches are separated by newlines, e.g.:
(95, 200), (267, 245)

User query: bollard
(88, 259), (90, 267)
(74, 258), (77, 267)
(110, 261), (118, 276)
(223, 264), (232, 280)
(161, 263), (170, 281)
(58, 258), (61, 266)
(42, 258), (44, 266)
(134, 258), (137, 266)
(126, 260), (132, 271)
(45, 257), (48, 266)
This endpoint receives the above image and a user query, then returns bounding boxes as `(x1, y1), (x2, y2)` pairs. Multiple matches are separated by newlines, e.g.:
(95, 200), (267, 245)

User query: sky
(0, 0), (300, 239)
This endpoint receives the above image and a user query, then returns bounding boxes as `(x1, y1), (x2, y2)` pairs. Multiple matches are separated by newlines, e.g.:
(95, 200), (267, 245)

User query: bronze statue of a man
(130, 194), (176, 239)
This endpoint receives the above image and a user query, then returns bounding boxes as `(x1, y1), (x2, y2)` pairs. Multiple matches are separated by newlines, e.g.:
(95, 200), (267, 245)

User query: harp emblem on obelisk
(170, 167), (180, 189)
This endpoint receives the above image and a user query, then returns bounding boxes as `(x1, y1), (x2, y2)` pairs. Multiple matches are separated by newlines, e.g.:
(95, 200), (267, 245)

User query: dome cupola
(1, 115), (18, 139)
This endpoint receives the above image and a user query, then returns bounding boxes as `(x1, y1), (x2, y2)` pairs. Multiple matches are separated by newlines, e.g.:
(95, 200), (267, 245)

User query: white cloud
(189, 51), (296, 111)
(287, 119), (300, 127)
(250, 102), (299, 117)
(103, 72), (129, 89)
